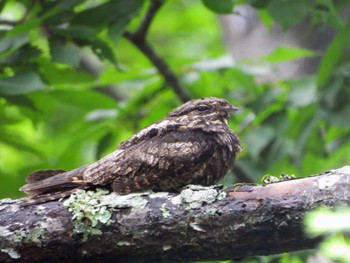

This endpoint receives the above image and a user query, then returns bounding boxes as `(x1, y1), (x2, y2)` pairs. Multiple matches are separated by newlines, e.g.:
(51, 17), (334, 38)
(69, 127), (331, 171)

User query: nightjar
(20, 97), (242, 206)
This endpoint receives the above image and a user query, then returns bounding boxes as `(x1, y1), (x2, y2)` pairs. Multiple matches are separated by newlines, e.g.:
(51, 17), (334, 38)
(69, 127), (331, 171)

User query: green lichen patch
(160, 203), (171, 218)
(24, 228), (45, 245)
(1, 248), (20, 259)
(0, 220), (46, 261)
(262, 173), (296, 184)
(63, 188), (113, 241)
(180, 185), (226, 210)
(63, 189), (150, 241)
(116, 241), (133, 246)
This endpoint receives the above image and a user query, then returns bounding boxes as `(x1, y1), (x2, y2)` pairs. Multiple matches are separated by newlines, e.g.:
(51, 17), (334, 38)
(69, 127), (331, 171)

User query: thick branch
(1, 166), (350, 262)
(124, 0), (192, 103)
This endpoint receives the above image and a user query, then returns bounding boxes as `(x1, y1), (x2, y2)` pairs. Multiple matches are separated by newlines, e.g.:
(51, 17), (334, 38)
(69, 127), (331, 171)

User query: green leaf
(322, 106), (350, 127)
(317, 31), (346, 87)
(287, 76), (317, 108)
(245, 125), (275, 161)
(248, 0), (271, 9)
(294, 109), (318, 163)
(201, 0), (235, 14)
(0, 33), (29, 61)
(0, 72), (46, 96)
(260, 46), (315, 63)
(90, 38), (118, 66)
(39, 61), (95, 89)
(1, 44), (41, 66)
(258, 9), (274, 31)
(0, 1), (6, 13)
(267, 0), (310, 29)
(52, 26), (98, 40)
(72, 0), (144, 29)
(108, 20), (130, 42)
(3, 95), (37, 111)
(265, 136), (294, 166)
(50, 41), (81, 67)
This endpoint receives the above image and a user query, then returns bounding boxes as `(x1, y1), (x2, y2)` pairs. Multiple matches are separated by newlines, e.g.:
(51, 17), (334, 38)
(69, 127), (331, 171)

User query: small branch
(1, 166), (350, 262)
(132, 0), (164, 42)
(125, 39), (192, 102)
(124, 0), (192, 103)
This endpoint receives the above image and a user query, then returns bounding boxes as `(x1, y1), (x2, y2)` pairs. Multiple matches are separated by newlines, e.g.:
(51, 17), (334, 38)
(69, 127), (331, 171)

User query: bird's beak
(230, 106), (239, 112)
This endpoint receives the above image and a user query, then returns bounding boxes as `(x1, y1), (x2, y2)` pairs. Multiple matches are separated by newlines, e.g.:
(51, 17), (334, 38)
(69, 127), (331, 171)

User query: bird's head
(167, 97), (238, 125)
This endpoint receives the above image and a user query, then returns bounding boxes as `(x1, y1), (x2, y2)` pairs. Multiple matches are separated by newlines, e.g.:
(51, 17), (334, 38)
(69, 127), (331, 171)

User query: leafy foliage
(1, 0), (350, 262)
(0, 0), (349, 231)
(305, 207), (350, 263)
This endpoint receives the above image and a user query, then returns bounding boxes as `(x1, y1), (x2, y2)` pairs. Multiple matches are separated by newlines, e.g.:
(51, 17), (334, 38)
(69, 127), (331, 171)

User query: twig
(124, 0), (192, 103)
(131, 0), (164, 42)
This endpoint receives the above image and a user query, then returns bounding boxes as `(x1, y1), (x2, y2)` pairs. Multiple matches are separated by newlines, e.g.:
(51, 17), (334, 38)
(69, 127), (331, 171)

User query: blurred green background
(1, 0), (349, 198)
(1, 0), (350, 262)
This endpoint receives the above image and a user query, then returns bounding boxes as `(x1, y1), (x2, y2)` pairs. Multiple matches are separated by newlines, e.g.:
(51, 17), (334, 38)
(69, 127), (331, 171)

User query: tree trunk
(1, 166), (350, 262)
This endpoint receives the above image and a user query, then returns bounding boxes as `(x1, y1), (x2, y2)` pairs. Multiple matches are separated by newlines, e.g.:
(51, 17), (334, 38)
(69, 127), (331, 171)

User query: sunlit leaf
(317, 31), (346, 87)
(260, 46), (315, 63)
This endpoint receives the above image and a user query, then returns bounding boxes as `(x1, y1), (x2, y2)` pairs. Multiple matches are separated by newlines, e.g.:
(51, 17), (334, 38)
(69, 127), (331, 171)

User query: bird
(19, 97), (242, 206)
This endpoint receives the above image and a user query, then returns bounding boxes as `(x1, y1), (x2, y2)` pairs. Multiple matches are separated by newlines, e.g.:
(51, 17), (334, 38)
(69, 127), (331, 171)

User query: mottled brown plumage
(19, 97), (242, 206)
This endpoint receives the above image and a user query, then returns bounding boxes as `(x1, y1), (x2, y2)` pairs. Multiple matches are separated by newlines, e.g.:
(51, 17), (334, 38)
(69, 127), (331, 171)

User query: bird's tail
(19, 168), (88, 206)
(19, 186), (88, 207)
(20, 169), (86, 195)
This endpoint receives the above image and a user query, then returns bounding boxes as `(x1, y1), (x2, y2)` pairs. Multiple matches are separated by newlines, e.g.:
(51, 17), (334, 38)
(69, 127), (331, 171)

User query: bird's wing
(107, 129), (218, 194)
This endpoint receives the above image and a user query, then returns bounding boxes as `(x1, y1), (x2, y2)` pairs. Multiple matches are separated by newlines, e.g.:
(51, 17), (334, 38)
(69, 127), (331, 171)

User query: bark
(1, 166), (350, 263)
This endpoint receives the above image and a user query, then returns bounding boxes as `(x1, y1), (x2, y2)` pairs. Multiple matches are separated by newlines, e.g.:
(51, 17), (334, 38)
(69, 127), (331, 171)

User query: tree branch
(124, 0), (192, 103)
(1, 166), (350, 262)
(132, 0), (164, 42)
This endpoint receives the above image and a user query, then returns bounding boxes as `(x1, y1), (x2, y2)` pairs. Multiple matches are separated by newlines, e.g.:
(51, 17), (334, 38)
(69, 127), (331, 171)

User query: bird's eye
(197, 105), (210, 112)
